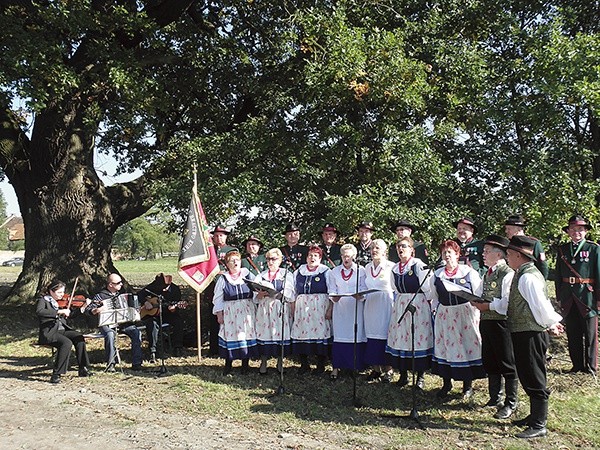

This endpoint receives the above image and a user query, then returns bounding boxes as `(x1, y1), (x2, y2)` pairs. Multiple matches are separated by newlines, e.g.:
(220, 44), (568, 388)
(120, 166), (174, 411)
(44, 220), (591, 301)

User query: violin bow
(66, 276), (79, 309)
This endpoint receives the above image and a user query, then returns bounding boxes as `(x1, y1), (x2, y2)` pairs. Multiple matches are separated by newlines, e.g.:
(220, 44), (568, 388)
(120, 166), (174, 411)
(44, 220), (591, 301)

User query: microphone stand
(145, 289), (169, 376)
(276, 267), (288, 395)
(352, 262), (362, 408)
(393, 263), (435, 429)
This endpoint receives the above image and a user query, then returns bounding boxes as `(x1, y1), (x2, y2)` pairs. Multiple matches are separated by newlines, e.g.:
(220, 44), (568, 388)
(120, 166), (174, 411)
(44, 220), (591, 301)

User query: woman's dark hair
(43, 279), (66, 295)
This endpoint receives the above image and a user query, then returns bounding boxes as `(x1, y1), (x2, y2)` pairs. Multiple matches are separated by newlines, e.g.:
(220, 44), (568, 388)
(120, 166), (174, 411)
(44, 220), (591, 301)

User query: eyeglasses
(112, 281), (123, 285)
(397, 244), (411, 249)
(265, 257), (279, 261)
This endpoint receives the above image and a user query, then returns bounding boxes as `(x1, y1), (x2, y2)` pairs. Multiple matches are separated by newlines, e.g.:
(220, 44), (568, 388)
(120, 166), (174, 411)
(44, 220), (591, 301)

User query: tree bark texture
(0, 101), (150, 303)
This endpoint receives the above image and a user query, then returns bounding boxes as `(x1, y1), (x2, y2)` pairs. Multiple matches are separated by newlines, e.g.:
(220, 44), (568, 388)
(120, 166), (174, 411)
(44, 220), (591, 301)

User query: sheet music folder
(328, 288), (381, 299)
(441, 279), (487, 303)
(243, 278), (279, 297)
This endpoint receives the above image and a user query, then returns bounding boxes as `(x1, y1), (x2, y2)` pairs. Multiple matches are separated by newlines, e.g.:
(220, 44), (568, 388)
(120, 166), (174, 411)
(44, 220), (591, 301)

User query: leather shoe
(313, 365), (326, 375)
(515, 427), (547, 439)
(416, 376), (425, 390)
(50, 374), (61, 384)
(397, 374), (409, 387)
(462, 388), (474, 401)
(485, 398), (503, 407)
(494, 405), (514, 419)
(512, 415), (530, 427)
(436, 386), (451, 399)
(78, 367), (93, 377)
(298, 364), (311, 375)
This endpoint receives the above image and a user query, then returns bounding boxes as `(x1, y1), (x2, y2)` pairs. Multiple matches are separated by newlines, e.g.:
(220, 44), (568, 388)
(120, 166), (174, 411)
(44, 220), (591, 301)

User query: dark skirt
(364, 338), (387, 365)
(332, 342), (366, 370)
(218, 337), (259, 360)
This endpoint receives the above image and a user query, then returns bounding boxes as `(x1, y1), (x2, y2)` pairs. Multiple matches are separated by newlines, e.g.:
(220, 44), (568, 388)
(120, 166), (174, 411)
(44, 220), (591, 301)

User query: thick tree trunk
(0, 102), (150, 303)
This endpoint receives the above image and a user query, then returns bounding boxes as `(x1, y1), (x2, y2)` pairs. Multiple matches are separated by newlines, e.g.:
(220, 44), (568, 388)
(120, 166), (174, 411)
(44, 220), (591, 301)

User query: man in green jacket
(555, 215), (599, 376)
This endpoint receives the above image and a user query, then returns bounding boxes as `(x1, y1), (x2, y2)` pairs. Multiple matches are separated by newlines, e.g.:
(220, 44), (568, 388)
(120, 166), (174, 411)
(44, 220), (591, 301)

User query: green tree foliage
(1, 1), (599, 301)
(0, 190), (8, 249)
(112, 209), (180, 259)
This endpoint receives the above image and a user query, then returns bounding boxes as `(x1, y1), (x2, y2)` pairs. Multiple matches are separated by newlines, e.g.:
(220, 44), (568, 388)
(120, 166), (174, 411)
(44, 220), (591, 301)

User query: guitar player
(138, 273), (186, 360)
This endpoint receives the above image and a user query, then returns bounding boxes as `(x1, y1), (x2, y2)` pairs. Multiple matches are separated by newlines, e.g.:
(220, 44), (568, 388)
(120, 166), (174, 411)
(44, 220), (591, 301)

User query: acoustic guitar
(140, 297), (188, 319)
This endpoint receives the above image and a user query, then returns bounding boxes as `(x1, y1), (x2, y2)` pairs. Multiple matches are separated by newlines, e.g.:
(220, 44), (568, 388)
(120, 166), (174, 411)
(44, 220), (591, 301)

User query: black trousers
(480, 319), (517, 379)
(564, 308), (598, 373)
(49, 330), (90, 375)
(143, 309), (184, 353)
(511, 331), (550, 401)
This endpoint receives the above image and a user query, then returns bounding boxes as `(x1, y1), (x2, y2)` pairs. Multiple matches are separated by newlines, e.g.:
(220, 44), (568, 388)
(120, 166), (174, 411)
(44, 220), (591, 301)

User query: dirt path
(0, 366), (334, 450)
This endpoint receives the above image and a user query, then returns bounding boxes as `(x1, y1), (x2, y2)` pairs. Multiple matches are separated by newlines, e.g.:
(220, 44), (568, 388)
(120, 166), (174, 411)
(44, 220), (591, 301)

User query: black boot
(240, 358), (250, 375)
(397, 371), (409, 387)
(495, 378), (518, 419)
(298, 354), (310, 375)
(223, 358), (233, 375)
(485, 374), (503, 407)
(515, 398), (548, 438)
(313, 355), (326, 374)
(415, 371), (425, 390)
(436, 378), (452, 398)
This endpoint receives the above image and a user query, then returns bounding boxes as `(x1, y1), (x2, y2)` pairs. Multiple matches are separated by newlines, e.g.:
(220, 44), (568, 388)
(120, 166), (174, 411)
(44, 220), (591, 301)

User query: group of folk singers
(36, 214), (598, 440)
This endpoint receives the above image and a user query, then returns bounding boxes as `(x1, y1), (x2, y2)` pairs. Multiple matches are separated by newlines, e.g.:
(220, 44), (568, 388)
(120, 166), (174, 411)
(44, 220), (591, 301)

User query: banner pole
(196, 291), (202, 361)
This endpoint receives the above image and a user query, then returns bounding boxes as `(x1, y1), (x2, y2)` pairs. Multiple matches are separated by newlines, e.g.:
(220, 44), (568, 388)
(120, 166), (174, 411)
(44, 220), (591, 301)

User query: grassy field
(1, 261), (599, 449)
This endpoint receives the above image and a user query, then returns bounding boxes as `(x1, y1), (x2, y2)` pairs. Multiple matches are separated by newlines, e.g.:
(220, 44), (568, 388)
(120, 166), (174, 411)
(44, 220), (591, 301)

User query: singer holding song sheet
(386, 236), (433, 389)
(429, 240), (486, 401)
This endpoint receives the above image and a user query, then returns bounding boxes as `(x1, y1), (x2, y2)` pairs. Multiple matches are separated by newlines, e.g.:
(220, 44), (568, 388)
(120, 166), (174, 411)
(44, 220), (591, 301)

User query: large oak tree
(1, 1), (599, 303)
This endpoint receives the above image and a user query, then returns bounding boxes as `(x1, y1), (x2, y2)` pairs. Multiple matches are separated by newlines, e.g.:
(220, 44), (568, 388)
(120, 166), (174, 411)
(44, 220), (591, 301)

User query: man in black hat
(555, 215), (599, 376)
(241, 235), (267, 276)
(452, 217), (485, 275)
(211, 224), (237, 271)
(471, 235), (518, 419)
(280, 223), (308, 271)
(319, 223), (342, 269)
(504, 214), (549, 279)
(355, 221), (375, 267)
(505, 235), (564, 439)
(388, 220), (429, 264)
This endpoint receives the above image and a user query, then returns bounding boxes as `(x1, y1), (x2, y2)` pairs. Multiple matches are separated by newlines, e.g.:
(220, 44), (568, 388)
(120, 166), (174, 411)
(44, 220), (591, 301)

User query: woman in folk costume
(363, 238), (396, 382)
(429, 239), (486, 400)
(329, 244), (368, 380)
(386, 236), (433, 389)
(213, 250), (258, 375)
(253, 248), (294, 375)
(290, 245), (333, 375)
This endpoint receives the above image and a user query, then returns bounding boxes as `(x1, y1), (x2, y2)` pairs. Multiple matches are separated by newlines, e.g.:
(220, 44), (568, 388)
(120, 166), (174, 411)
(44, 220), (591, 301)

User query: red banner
(177, 187), (219, 294)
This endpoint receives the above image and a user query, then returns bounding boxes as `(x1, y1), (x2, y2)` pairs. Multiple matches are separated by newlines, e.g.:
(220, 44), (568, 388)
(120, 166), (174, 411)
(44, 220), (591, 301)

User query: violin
(56, 294), (90, 309)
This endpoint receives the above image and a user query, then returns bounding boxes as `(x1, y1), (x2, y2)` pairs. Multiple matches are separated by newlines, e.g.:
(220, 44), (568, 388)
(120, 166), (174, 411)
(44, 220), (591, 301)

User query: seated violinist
(138, 274), (186, 360)
(35, 279), (93, 383)
(86, 273), (143, 372)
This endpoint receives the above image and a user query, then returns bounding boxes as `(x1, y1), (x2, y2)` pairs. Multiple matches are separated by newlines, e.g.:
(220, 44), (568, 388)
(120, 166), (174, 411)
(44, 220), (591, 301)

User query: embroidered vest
(481, 262), (512, 321)
(223, 279), (253, 302)
(296, 271), (328, 295)
(434, 274), (472, 306)
(507, 262), (546, 332)
(393, 264), (422, 294)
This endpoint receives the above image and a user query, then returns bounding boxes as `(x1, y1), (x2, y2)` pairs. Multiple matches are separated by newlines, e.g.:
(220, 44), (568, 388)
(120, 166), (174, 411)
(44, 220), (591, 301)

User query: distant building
(1, 215), (24, 241)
